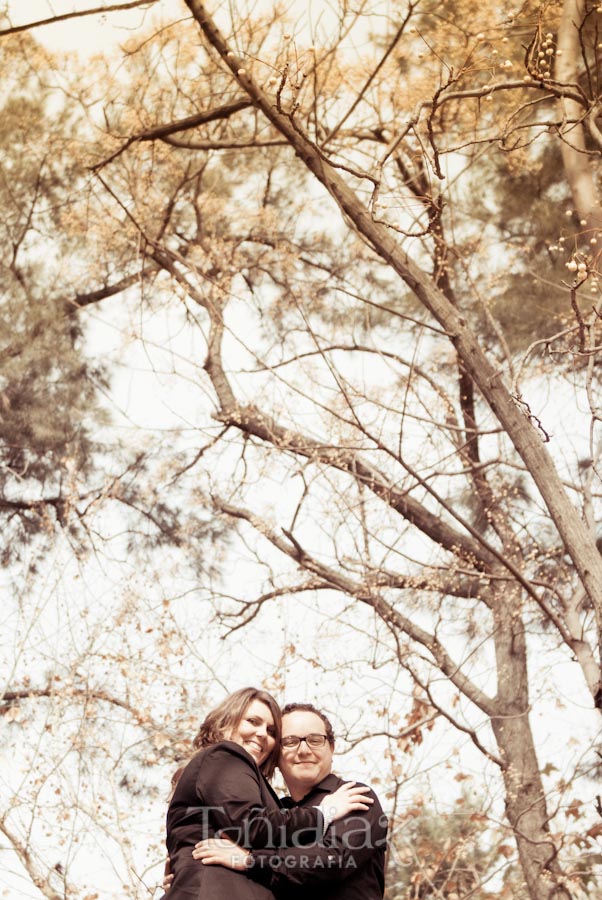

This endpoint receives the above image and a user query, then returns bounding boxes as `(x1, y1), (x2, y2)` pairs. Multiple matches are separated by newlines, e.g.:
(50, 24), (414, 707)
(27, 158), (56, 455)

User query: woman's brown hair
(172, 687), (281, 787)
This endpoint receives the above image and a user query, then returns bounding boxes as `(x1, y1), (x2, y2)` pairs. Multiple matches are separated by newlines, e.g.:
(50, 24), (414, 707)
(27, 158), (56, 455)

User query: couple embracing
(161, 686), (387, 899)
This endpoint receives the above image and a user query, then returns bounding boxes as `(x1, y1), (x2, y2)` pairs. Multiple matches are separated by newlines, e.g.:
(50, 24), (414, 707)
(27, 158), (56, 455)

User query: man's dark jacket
(250, 773), (388, 900)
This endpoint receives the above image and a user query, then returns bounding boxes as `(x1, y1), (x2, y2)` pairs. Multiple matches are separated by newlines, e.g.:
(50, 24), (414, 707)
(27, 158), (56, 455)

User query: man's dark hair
(282, 702), (335, 746)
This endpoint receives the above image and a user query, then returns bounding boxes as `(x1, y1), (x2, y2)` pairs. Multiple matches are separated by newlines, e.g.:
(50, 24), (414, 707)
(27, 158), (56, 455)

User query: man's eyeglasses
(281, 733), (328, 749)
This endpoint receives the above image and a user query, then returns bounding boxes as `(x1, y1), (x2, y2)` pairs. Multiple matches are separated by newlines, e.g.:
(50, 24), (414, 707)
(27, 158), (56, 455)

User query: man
(194, 702), (388, 898)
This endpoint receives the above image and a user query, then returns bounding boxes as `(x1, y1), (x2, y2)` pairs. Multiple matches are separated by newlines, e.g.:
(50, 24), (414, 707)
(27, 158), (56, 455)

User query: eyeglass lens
(282, 734), (327, 748)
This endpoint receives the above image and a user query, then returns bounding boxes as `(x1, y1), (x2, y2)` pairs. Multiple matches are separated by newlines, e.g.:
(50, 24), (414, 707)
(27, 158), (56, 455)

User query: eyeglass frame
(280, 733), (329, 749)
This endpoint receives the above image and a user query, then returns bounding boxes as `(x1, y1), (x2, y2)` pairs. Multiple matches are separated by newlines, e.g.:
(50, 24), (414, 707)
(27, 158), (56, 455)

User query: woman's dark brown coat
(161, 741), (321, 900)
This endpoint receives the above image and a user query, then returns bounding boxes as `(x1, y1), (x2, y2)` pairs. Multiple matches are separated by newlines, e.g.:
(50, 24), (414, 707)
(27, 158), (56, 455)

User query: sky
(4, 0), (181, 52)
(4, 0), (341, 55)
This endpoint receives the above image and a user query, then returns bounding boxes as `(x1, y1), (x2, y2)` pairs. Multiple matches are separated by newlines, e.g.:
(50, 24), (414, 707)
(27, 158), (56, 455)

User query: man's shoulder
(319, 773), (380, 797)
(285, 773), (342, 805)
(317, 773), (345, 792)
(292, 773), (383, 805)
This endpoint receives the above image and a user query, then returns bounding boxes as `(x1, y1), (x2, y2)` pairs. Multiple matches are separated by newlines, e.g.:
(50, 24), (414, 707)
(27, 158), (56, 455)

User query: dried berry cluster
(528, 30), (557, 80)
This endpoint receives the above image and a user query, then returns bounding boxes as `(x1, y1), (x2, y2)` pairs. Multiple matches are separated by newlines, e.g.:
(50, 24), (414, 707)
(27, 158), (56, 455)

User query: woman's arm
(195, 743), (371, 849)
(194, 784), (388, 891)
(195, 743), (318, 848)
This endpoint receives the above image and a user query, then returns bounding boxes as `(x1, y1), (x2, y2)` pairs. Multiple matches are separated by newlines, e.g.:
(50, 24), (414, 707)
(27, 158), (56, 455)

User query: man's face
(278, 710), (334, 792)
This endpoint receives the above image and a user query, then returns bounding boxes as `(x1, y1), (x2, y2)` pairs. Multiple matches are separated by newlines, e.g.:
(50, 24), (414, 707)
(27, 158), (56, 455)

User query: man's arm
(244, 786), (387, 890)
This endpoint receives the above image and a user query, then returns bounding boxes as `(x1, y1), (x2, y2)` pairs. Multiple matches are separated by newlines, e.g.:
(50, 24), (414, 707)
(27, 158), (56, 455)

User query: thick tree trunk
(491, 591), (570, 899)
(492, 713), (567, 899)
(556, 0), (602, 228)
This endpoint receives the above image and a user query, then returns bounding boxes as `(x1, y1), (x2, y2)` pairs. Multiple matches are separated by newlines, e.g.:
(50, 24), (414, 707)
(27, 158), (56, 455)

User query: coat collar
(281, 772), (342, 806)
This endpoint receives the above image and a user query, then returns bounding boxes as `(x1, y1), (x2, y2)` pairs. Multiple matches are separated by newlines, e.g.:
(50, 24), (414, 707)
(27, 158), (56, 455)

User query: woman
(161, 687), (370, 900)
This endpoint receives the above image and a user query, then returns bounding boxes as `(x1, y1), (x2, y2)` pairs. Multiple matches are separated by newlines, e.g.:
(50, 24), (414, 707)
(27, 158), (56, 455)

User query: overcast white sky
(5, 0), (339, 55)
(5, 0), (181, 52)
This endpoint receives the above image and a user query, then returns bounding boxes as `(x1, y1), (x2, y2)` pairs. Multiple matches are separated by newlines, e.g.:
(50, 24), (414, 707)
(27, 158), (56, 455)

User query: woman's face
(228, 699), (277, 766)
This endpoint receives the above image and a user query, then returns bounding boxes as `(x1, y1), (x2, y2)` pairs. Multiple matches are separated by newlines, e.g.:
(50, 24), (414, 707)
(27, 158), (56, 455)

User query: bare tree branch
(184, 0), (602, 675)
(92, 99), (253, 170)
(212, 495), (498, 716)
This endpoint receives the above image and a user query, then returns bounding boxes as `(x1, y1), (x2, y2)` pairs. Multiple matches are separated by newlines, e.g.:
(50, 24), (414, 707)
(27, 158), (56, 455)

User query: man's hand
(192, 836), (251, 871)
(319, 781), (373, 825)
(162, 856), (174, 891)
